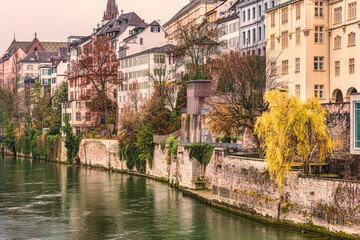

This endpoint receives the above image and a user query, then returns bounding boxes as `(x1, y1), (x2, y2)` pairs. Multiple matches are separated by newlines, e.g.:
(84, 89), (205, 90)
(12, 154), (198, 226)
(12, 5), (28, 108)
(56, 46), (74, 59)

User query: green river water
(0, 156), (331, 240)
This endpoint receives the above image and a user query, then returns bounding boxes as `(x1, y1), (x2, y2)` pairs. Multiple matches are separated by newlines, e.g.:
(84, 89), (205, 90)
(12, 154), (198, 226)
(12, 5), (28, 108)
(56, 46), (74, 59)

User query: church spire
(103, 0), (119, 21)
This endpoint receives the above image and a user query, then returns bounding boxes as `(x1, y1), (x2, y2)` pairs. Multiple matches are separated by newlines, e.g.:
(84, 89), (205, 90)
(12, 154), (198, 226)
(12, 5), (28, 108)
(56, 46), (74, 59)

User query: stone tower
(103, 0), (119, 21)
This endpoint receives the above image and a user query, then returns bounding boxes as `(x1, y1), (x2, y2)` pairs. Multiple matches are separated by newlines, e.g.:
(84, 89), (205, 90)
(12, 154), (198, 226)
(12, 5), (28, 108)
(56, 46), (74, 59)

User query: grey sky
(0, 0), (189, 53)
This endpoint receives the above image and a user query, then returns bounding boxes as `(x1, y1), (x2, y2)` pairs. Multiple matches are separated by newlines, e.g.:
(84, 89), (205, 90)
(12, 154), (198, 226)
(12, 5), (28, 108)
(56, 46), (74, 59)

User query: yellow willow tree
(255, 90), (336, 190)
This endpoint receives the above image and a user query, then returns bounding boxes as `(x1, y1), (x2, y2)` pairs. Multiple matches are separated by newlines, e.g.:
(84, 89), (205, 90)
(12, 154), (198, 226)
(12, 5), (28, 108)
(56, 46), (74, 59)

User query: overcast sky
(0, 0), (189, 53)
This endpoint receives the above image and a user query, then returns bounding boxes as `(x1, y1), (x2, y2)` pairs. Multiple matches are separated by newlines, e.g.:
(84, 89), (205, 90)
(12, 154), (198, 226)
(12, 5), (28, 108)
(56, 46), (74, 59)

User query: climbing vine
(184, 144), (215, 166)
(165, 135), (179, 165)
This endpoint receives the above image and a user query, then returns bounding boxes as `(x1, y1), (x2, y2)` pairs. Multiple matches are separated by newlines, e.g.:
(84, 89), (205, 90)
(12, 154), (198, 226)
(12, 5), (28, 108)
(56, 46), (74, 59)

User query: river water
(0, 156), (329, 240)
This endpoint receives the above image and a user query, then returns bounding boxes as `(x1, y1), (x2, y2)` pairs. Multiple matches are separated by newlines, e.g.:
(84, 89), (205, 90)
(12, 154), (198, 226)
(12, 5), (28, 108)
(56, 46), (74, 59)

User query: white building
(238, 0), (276, 55)
(118, 44), (177, 118)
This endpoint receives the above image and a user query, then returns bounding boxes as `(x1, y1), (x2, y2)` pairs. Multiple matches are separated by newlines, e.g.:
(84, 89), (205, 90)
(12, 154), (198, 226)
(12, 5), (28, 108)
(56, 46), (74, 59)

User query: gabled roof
(6, 39), (67, 54)
(19, 51), (59, 63)
(164, 0), (215, 27)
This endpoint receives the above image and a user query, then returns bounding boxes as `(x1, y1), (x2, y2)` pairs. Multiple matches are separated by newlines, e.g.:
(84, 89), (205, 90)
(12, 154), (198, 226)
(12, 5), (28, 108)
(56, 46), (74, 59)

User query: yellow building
(163, 0), (216, 44)
(266, 0), (359, 103)
(329, 0), (359, 103)
(265, 0), (330, 103)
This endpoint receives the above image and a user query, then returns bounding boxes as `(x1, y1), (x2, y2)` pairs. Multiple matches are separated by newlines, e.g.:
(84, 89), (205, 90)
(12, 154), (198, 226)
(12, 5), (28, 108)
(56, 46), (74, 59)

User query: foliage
(119, 141), (141, 171)
(141, 95), (173, 135)
(184, 144), (215, 167)
(51, 82), (68, 132)
(69, 35), (120, 138)
(166, 135), (179, 156)
(208, 53), (278, 154)
(221, 136), (231, 143)
(135, 124), (155, 170)
(3, 112), (16, 154)
(62, 114), (82, 163)
(255, 90), (336, 191)
(15, 129), (61, 161)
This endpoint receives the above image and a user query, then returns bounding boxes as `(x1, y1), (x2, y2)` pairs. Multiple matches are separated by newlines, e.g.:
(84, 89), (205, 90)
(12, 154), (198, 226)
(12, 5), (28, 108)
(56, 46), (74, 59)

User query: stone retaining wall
(210, 149), (360, 236)
(76, 139), (360, 237)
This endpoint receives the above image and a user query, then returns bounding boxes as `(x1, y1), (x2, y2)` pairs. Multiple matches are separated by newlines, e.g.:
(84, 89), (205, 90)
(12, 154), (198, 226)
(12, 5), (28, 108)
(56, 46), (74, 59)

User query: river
(0, 156), (329, 240)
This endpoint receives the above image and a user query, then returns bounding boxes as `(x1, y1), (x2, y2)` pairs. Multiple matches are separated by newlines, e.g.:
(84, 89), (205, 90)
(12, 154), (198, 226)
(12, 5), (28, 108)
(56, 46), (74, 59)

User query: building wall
(51, 60), (67, 96)
(238, 0), (273, 55)
(164, 1), (215, 44)
(329, 0), (360, 103)
(266, 0), (330, 103)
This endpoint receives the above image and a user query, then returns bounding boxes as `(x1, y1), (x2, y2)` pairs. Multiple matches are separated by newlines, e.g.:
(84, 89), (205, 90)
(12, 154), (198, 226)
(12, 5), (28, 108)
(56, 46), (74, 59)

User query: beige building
(265, 0), (330, 103)
(329, 0), (359, 103)
(163, 0), (216, 43)
(266, 0), (359, 103)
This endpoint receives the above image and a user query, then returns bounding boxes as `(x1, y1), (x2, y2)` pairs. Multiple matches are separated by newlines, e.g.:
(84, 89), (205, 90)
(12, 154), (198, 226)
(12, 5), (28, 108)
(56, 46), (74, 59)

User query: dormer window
(129, 30), (133, 35)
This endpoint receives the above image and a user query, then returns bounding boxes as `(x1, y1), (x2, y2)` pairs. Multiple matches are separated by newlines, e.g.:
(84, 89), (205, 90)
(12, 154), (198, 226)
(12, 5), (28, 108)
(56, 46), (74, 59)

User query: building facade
(265, 0), (330, 103)
(266, 0), (359, 103)
(238, 0), (275, 55)
(164, 0), (216, 44)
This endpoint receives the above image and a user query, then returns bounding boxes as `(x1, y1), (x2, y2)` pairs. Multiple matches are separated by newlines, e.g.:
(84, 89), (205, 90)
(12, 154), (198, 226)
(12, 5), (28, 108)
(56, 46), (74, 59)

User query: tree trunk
(103, 98), (111, 138)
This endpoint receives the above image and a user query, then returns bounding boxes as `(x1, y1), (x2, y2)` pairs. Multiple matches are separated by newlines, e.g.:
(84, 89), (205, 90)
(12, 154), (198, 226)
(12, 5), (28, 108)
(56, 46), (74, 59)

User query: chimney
(121, 10), (124, 15)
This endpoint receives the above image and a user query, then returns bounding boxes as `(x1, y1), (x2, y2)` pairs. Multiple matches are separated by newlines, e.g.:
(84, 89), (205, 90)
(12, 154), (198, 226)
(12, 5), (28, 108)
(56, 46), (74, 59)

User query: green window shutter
(48, 69), (51, 75)
(154, 55), (157, 63)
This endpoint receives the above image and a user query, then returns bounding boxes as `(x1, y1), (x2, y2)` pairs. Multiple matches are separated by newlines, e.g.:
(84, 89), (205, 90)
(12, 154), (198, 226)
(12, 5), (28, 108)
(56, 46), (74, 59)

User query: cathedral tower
(103, 0), (119, 21)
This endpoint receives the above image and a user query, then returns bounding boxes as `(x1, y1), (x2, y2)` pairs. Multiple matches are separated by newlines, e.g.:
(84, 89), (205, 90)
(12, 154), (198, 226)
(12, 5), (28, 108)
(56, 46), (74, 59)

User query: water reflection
(0, 156), (328, 240)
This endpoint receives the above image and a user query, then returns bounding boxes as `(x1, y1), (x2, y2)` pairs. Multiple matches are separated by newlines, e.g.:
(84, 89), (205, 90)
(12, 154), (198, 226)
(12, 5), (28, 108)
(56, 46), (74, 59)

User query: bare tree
(207, 51), (280, 153)
(69, 35), (121, 137)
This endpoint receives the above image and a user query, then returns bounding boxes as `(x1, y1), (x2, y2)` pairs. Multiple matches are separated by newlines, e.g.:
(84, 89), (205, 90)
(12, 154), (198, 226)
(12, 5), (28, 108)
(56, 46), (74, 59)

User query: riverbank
(84, 164), (359, 240)
(6, 138), (360, 239)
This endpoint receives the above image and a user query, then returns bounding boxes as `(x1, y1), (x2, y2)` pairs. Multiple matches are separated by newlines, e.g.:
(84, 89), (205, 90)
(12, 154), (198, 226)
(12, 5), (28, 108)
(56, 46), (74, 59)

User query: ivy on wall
(184, 144), (215, 166)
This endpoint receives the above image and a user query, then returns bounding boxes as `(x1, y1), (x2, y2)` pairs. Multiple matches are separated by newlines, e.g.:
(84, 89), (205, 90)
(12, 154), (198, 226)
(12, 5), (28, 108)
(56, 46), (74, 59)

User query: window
(154, 55), (165, 63)
(348, 2), (357, 19)
(314, 85), (324, 99)
(314, 26), (324, 43)
(282, 60), (289, 74)
(315, 1), (323, 17)
(243, 32), (246, 45)
(271, 12), (275, 27)
(258, 27), (262, 41)
(314, 56), (324, 70)
(253, 29), (256, 42)
(334, 7), (342, 24)
(27, 65), (33, 71)
(265, 3), (268, 10)
(296, 3), (301, 20)
(258, 5), (262, 17)
(295, 58), (300, 72)
(282, 31), (288, 49)
(348, 32), (356, 47)
(247, 30), (251, 43)
(253, 7), (256, 19)
(86, 102), (90, 108)
(354, 102), (360, 148)
(85, 112), (91, 121)
(76, 112), (81, 121)
(295, 84), (301, 98)
(271, 62), (277, 75)
(335, 61), (340, 76)
(349, 58), (355, 74)
(282, 7), (288, 24)
(140, 38), (143, 45)
(76, 127), (81, 136)
(150, 27), (161, 32)
(76, 102), (81, 109)
(271, 34), (275, 50)
(243, 11), (246, 22)
(296, 28), (301, 45)
(248, 9), (250, 20)
(334, 36), (341, 49)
